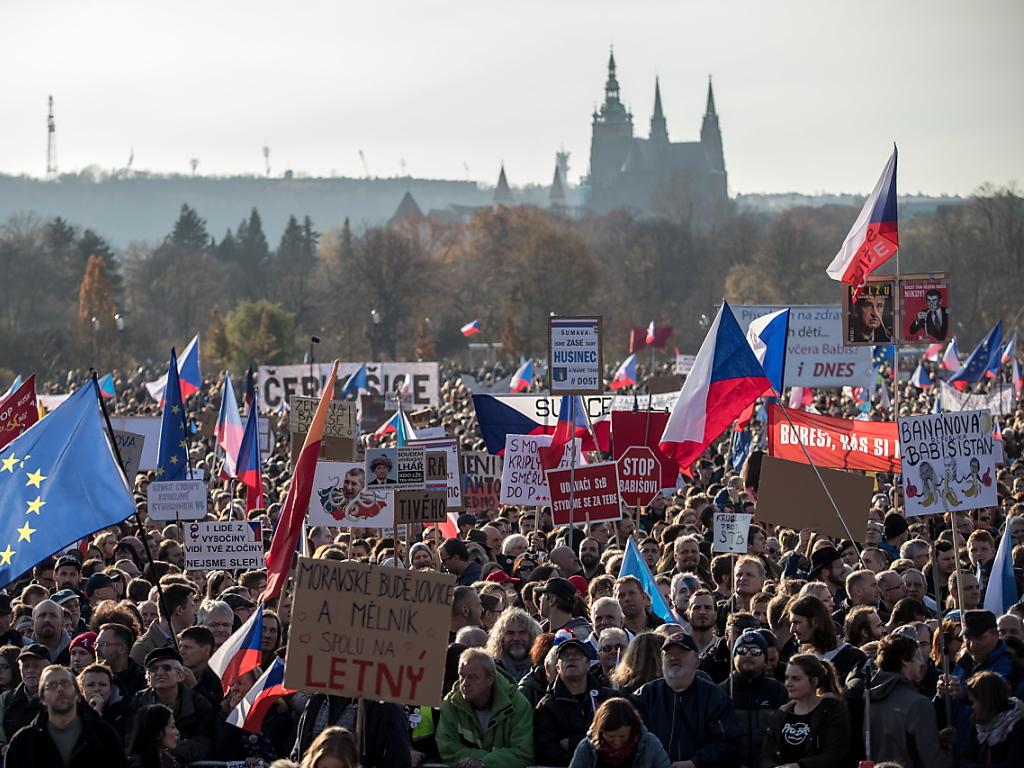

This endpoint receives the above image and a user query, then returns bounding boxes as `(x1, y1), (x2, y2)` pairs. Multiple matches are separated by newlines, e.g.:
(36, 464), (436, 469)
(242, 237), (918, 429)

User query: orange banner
(767, 404), (900, 473)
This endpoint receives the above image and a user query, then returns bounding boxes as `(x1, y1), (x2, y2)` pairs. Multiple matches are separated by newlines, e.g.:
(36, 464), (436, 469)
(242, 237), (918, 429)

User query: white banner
(732, 304), (874, 388)
(147, 480), (207, 521)
(110, 416), (161, 469)
(500, 434), (581, 506)
(258, 362), (440, 410)
(939, 381), (1016, 416)
(184, 521), (263, 570)
(409, 437), (463, 509)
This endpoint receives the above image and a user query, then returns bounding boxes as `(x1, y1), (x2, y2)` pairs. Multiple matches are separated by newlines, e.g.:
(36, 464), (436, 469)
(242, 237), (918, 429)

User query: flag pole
(91, 370), (179, 651)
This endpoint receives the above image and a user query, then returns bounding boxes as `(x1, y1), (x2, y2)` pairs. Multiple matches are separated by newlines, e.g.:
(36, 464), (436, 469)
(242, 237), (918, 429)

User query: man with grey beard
(485, 608), (540, 682)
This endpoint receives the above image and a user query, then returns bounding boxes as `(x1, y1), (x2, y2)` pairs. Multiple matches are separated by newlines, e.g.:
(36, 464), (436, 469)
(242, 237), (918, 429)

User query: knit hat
(732, 628), (768, 655)
(883, 512), (909, 540)
(70, 632), (97, 655)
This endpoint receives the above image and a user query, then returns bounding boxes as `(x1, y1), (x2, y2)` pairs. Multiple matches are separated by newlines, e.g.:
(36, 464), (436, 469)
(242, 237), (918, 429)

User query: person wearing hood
(844, 633), (953, 768)
(719, 629), (786, 768)
(535, 637), (616, 766)
(569, 697), (670, 768)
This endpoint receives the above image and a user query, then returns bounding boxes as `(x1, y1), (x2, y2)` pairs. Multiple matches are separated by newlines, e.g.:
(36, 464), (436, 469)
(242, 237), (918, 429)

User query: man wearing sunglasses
(719, 629), (786, 768)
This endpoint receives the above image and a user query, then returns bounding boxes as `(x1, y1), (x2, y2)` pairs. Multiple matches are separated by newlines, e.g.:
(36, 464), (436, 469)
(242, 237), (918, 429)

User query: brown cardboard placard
(288, 396), (357, 438)
(755, 455), (872, 540)
(394, 490), (449, 524)
(290, 434), (355, 464)
(284, 558), (455, 707)
(644, 374), (684, 395)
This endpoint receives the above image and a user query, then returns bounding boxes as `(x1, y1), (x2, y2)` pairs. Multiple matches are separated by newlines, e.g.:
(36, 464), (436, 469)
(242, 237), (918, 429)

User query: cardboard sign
(713, 512), (752, 553)
(843, 280), (895, 345)
(289, 397), (356, 438)
(365, 447), (426, 492)
(109, 416), (161, 469)
(645, 375), (683, 395)
(548, 316), (603, 395)
(767, 404), (901, 473)
(499, 434), (579, 506)
(258, 417), (273, 458)
(460, 451), (502, 513)
(309, 461), (373, 527)
(394, 490), (448, 524)
(939, 381), (1016, 416)
(112, 430), (146, 479)
(900, 277), (950, 344)
(147, 479), (208, 521)
(409, 437), (463, 509)
(733, 305), (874, 388)
(898, 410), (997, 517)
(184, 521), (263, 570)
(259, 362), (441, 410)
(755, 456), (872, 539)
(545, 461), (622, 527)
(284, 559), (455, 706)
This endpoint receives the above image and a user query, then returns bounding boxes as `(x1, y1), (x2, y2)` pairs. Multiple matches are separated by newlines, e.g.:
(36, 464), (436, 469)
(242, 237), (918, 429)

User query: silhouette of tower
(649, 77), (668, 144)
(493, 164), (512, 205)
(46, 96), (57, 179)
(700, 76), (724, 173)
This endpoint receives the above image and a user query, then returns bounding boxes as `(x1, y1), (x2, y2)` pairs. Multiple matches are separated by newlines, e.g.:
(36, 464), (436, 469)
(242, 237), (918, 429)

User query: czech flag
(461, 320), (481, 337)
(236, 393), (264, 511)
(226, 657), (295, 734)
(1002, 331), (1017, 364)
(97, 373), (116, 399)
(372, 408), (416, 446)
(911, 361), (932, 389)
(472, 394), (602, 455)
(826, 146), (899, 291)
(746, 308), (790, 395)
(658, 300), (772, 473)
(146, 334), (201, 403)
(788, 386), (815, 410)
(538, 396), (588, 471)
(941, 337), (961, 372)
(609, 354), (637, 390)
(645, 322), (673, 349)
(216, 372), (245, 479)
(949, 322), (1002, 390)
(208, 605), (264, 695)
(341, 363), (368, 398)
(509, 360), (534, 393)
(924, 343), (944, 363)
(1013, 358), (1022, 395)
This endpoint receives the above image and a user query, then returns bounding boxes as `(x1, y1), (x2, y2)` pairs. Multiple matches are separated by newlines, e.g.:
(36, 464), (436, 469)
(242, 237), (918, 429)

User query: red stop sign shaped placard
(617, 445), (661, 507)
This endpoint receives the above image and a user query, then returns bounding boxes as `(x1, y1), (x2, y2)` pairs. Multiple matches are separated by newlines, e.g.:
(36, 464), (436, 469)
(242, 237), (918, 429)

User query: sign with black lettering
(258, 363), (440, 410)
(184, 521), (263, 570)
(713, 512), (751, 554)
(548, 316), (603, 395)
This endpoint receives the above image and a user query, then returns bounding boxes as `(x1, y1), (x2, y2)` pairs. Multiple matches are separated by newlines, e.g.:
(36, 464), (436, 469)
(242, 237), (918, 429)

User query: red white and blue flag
(146, 334), (201, 403)
(609, 354), (637, 390)
(1013, 358), (1022, 396)
(509, 360), (534, 393)
(472, 394), (604, 454)
(216, 372), (245, 479)
(538, 395), (589, 471)
(97, 373), (116, 399)
(826, 147), (899, 292)
(941, 337), (961, 372)
(461, 320), (481, 337)
(659, 301), (772, 472)
(1002, 331), (1017, 364)
(644, 322), (673, 349)
(923, 343), (944, 363)
(225, 657), (295, 734)
(209, 605), (264, 695)
(373, 409), (417, 446)
(911, 361), (932, 389)
(236, 392), (264, 511)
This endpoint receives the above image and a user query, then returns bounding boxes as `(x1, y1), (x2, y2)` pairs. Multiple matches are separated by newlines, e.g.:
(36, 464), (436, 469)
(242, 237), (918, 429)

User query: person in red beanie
(69, 631), (98, 674)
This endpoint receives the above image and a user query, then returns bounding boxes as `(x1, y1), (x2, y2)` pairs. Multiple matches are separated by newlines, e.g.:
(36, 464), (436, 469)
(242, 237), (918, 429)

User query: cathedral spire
(649, 76), (668, 143)
(701, 75), (724, 173)
(605, 48), (621, 104)
(705, 75), (717, 117)
(494, 163), (512, 205)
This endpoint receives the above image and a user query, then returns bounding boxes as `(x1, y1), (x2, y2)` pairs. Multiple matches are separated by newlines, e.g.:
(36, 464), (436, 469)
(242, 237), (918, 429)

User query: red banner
(0, 374), (38, 450)
(610, 410), (677, 488)
(767, 404), (900, 473)
(546, 461), (622, 527)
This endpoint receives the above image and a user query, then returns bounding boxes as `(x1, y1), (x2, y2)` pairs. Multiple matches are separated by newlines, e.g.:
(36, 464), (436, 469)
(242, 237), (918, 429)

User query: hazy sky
(3, 0), (1021, 195)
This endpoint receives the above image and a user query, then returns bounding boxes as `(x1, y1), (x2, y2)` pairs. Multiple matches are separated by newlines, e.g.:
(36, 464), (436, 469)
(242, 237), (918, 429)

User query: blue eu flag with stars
(157, 348), (189, 480)
(0, 383), (135, 588)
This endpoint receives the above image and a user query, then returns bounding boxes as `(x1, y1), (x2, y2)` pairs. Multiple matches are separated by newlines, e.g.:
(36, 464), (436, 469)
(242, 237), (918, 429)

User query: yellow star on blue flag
(157, 347), (189, 481)
(0, 383), (134, 588)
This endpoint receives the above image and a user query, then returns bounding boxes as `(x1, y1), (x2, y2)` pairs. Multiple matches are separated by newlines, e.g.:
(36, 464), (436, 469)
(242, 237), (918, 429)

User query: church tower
(700, 76), (724, 173)
(588, 49), (635, 208)
(649, 77), (668, 144)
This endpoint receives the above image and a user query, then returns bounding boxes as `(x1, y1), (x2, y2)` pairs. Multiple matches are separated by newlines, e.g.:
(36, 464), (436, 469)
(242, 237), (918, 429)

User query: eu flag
(949, 322), (1003, 387)
(0, 383), (135, 587)
(157, 348), (189, 480)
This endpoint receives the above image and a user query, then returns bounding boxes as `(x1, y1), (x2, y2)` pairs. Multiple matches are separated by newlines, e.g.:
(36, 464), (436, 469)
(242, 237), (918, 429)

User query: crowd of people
(0, 358), (1023, 768)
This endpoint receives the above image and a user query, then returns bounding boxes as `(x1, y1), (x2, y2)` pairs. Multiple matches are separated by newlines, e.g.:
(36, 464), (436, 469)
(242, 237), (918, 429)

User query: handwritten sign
(545, 461), (622, 527)
(500, 434), (580, 506)
(147, 480), (207, 521)
(112, 430), (146, 479)
(184, 521), (263, 570)
(284, 559), (455, 707)
(713, 512), (752, 553)
(460, 452), (502, 513)
(288, 396), (357, 438)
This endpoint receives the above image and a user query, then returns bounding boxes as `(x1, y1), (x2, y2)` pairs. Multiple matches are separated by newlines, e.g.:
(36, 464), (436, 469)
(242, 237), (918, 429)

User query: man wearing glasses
(5, 664), (127, 767)
(720, 629), (786, 768)
(96, 622), (146, 696)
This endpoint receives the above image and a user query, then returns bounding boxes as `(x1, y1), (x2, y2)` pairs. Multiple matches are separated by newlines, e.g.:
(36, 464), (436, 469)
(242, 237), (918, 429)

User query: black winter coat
(534, 673), (616, 766)
(719, 672), (788, 768)
(760, 695), (851, 768)
(6, 704), (128, 768)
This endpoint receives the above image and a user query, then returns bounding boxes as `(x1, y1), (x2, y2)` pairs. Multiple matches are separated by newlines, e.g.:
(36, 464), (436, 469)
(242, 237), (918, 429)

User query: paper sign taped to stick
(755, 456), (872, 539)
(713, 512), (752, 553)
(284, 559), (455, 707)
(147, 480), (207, 521)
(545, 461), (622, 527)
(409, 437), (463, 509)
(309, 461), (394, 528)
(184, 521), (263, 570)
(111, 430), (146, 479)
(500, 434), (580, 506)
(898, 409), (997, 517)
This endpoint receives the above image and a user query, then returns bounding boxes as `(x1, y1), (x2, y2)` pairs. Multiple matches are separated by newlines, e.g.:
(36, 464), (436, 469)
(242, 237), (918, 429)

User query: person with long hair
(963, 671), (1024, 768)
(568, 697), (670, 768)
(128, 703), (179, 768)
(0, 645), (21, 693)
(610, 633), (664, 695)
(300, 725), (360, 768)
(789, 594), (866, 682)
(261, 609), (282, 669)
(762, 654), (851, 768)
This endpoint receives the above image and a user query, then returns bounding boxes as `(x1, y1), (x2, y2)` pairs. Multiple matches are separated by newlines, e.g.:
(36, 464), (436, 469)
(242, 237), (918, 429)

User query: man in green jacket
(436, 647), (534, 768)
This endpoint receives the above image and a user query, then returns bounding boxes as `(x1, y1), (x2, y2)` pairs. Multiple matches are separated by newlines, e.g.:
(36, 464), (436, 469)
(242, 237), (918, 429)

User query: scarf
(597, 731), (641, 766)
(976, 698), (1024, 745)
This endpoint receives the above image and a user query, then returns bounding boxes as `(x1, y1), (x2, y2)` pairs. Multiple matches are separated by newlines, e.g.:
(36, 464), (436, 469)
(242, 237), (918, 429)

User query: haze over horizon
(2, 0), (1021, 196)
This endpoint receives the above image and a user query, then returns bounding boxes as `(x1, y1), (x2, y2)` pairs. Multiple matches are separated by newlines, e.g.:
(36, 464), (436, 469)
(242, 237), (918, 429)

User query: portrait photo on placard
(900, 278), (950, 343)
(844, 280), (894, 345)
(364, 447), (398, 487)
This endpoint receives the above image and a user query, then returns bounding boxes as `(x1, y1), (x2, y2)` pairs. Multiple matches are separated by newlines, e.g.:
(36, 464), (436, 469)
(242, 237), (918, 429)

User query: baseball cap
(661, 632), (699, 653)
(54, 555), (82, 571)
(84, 573), (114, 596)
(51, 589), (80, 606)
(733, 628), (768, 655)
(485, 570), (520, 585)
(536, 577), (577, 604)
(554, 637), (591, 659)
(18, 643), (51, 662)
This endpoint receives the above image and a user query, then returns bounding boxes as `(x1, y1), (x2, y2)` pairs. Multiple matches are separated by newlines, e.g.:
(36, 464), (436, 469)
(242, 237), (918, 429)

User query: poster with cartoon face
(309, 460), (394, 528)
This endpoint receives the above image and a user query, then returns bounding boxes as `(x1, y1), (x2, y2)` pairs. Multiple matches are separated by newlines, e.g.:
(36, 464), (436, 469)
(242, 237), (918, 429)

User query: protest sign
(111, 430), (146, 479)
(549, 316), (603, 395)
(310, 461), (372, 526)
(460, 452), (502, 513)
(617, 446), (661, 507)
(499, 434), (580, 506)
(365, 447), (425, 492)
(610, 410), (678, 488)
(395, 490), (448, 525)
(147, 479), (207, 521)
(409, 437), (462, 509)
(900, 276), (950, 343)
(939, 381), (1015, 416)
(110, 416), (161, 469)
(545, 461), (622, 527)
(258, 417), (272, 458)
(289, 397), (356, 438)
(843, 280), (895, 345)
(259, 363), (440, 410)
(732, 304), (874, 388)
(713, 512), (752, 554)
(645, 375), (683, 395)
(284, 558), (455, 707)
(0, 374), (38, 450)
(755, 456), (872, 539)
(898, 409), (997, 517)
(767, 404), (901, 473)
(610, 393), (679, 412)
(675, 354), (697, 375)
(184, 521), (263, 570)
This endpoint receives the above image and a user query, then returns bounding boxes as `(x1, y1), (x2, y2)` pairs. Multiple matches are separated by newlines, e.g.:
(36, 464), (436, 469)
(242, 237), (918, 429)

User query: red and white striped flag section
(260, 360), (339, 602)
(225, 657), (295, 734)
(208, 604), (264, 695)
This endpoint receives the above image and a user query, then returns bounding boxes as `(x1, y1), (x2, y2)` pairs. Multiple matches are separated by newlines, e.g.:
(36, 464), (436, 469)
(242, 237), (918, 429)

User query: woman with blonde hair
(610, 633), (664, 694)
(300, 726), (360, 768)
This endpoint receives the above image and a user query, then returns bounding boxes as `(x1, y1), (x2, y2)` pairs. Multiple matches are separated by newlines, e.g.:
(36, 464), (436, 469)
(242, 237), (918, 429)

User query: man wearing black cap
(807, 545), (848, 605)
(84, 572), (117, 603)
(880, 512), (909, 562)
(634, 632), (739, 768)
(130, 646), (216, 763)
(536, 577), (591, 636)
(719, 629), (786, 768)
(0, 643), (49, 745)
(535, 638), (614, 766)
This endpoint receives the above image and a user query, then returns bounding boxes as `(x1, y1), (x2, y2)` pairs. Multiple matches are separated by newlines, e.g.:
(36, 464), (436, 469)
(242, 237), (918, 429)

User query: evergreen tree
(170, 204), (210, 251)
(238, 207), (269, 267)
(215, 228), (239, 263)
(276, 215), (308, 266)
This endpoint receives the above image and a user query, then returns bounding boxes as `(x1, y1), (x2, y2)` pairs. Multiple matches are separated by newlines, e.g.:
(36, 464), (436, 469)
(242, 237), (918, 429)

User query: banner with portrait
(900, 277), (950, 344)
(843, 280), (894, 346)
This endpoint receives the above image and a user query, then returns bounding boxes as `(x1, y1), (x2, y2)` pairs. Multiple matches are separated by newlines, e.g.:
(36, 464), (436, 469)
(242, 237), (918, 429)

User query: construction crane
(46, 96), (57, 179)
(358, 149), (371, 178)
